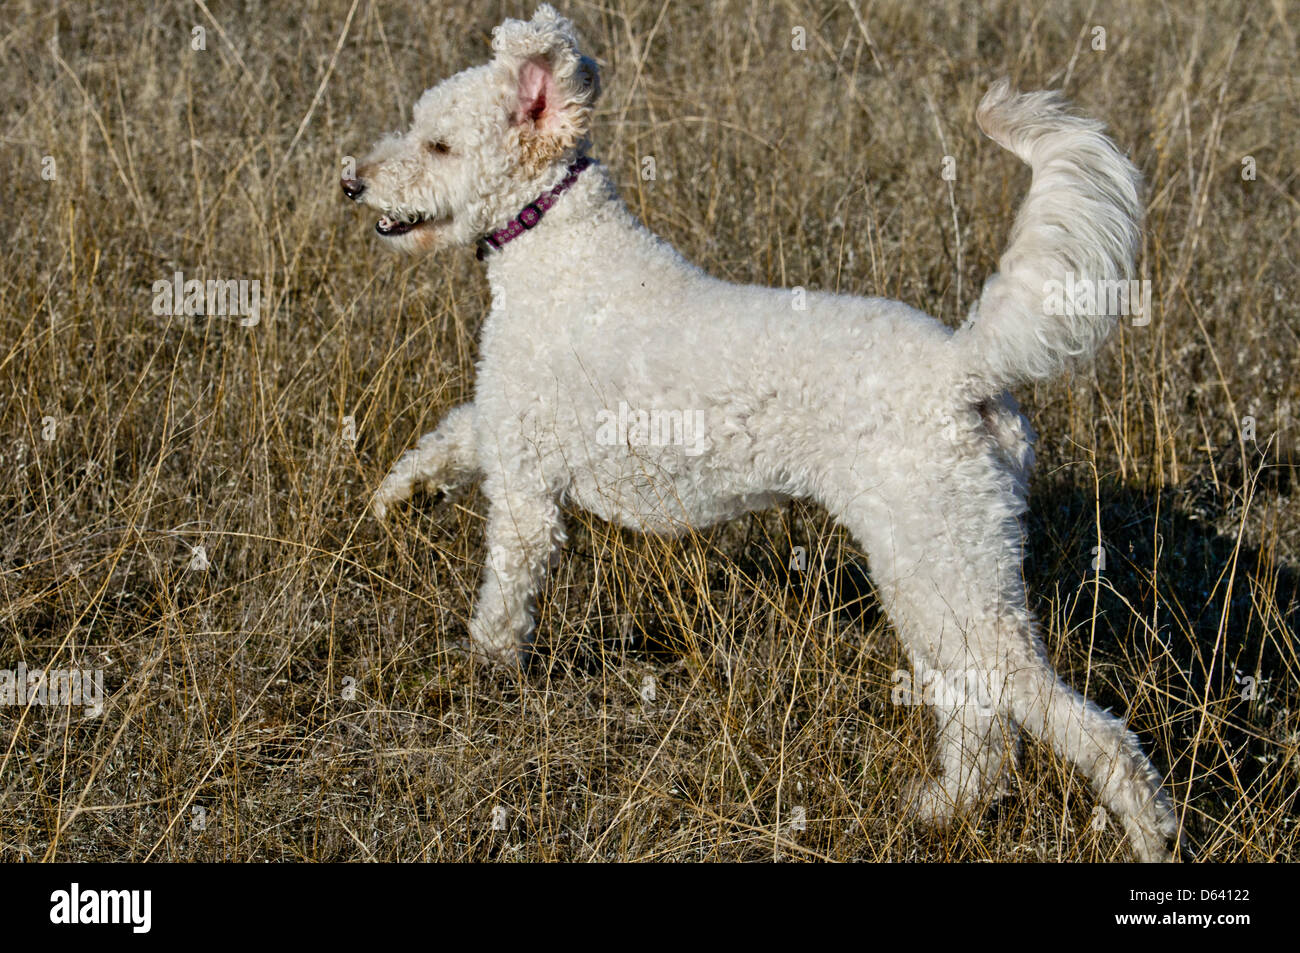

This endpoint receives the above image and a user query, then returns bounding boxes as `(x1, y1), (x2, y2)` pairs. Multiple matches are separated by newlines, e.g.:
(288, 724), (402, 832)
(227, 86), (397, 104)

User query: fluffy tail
(954, 81), (1142, 394)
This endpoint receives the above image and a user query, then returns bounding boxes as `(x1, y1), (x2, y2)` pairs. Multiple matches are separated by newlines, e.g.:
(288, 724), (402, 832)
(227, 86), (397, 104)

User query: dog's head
(341, 4), (601, 253)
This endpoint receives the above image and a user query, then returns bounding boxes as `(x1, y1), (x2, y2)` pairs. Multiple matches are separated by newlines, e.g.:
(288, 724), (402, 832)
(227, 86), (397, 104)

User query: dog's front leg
(468, 490), (565, 663)
(373, 403), (479, 518)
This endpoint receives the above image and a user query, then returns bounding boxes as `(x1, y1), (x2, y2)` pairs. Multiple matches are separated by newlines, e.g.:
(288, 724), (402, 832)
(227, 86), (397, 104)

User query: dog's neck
(475, 157), (594, 261)
(481, 160), (665, 306)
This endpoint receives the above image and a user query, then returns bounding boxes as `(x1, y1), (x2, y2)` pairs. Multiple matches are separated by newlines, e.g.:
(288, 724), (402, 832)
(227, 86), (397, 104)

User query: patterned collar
(476, 157), (594, 261)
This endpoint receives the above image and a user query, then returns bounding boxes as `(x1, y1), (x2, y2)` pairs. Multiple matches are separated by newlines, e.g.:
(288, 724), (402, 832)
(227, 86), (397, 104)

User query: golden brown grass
(1, 0), (1296, 861)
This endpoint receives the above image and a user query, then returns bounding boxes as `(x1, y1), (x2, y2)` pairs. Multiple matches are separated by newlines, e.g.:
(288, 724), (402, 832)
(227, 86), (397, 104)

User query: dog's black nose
(341, 177), (365, 200)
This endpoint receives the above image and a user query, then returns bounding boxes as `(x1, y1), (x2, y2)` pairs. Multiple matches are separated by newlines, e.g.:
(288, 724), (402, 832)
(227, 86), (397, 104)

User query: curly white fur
(956, 81), (1144, 391)
(346, 5), (1177, 862)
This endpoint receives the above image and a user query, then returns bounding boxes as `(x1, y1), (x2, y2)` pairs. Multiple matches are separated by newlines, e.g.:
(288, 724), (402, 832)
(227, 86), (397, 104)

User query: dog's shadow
(1018, 467), (1298, 820)
(539, 458), (1298, 846)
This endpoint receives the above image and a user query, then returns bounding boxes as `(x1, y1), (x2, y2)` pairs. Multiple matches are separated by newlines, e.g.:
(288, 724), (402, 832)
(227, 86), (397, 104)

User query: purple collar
(476, 157), (594, 260)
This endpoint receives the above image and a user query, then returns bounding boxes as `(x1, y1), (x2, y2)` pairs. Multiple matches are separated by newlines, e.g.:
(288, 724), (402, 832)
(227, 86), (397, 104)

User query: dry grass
(1, 0), (1296, 862)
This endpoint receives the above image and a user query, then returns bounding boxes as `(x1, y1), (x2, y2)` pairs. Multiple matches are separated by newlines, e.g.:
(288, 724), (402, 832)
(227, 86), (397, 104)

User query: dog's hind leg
(998, 647), (1178, 861)
(877, 573), (1022, 825)
(902, 643), (1020, 825)
(373, 403), (479, 518)
(820, 471), (1022, 825)
(829, 465), (1175, 860)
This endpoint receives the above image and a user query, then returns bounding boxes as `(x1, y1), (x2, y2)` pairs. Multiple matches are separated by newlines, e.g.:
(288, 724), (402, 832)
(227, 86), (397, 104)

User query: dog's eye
(426, 140), (451, 156)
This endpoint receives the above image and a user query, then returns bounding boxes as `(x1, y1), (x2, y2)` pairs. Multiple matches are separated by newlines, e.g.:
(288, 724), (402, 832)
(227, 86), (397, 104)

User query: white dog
(343, 5), (1178, 861)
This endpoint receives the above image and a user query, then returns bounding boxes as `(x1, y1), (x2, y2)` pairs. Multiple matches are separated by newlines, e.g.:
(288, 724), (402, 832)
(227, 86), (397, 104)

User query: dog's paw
(373, 475), (459, 521)
(901, 776), (963, 826)
(1122, 818), (1179, 863)
(467, 617), (526, 668)
(371, 489), (397, 520)
(372, 473), (415, 520)
(421, 480), (457, 500)
(902, 772), (1008, 827)
(1121, 800), (1181, 863)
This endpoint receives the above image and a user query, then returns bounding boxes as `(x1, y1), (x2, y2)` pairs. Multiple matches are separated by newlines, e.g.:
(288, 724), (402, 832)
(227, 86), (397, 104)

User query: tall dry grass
(0, 0), (1295, 860)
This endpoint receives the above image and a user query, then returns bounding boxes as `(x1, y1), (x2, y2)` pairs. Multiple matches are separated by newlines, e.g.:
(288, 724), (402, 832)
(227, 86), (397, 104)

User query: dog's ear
(492, 4), (600, 169)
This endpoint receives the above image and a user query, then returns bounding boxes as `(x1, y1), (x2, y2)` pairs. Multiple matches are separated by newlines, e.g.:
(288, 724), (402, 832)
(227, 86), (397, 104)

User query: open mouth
(375, 212), (444, 237)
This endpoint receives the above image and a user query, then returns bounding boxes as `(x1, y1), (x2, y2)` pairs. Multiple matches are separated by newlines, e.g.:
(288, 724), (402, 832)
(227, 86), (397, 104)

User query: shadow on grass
(533, 463), (1298, 855)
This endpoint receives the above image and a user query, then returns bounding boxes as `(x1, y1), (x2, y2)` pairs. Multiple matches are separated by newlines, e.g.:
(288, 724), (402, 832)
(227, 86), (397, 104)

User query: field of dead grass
(1, 0), (1296, 860)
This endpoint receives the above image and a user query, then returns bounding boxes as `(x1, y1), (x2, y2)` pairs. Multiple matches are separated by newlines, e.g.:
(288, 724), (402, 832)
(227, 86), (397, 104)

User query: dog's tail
(953, 81), (1142, 395)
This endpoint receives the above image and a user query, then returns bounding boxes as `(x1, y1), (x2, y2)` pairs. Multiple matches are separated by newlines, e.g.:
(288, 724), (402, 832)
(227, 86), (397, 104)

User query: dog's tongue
(378, 214), (395, 229)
